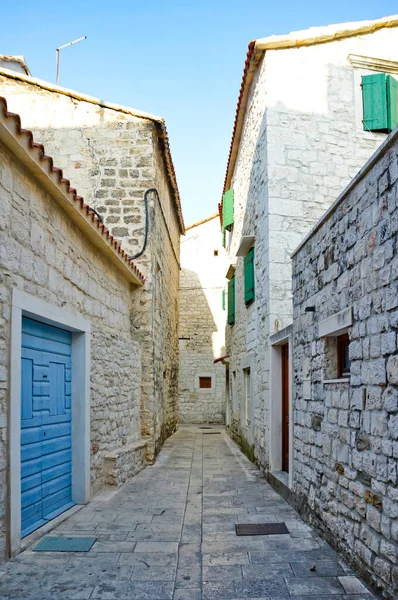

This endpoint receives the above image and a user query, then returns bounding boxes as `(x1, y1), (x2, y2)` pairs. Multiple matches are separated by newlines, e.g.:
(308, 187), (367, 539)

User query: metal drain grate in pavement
(202, 432), (221, 435)
(235, 523), (289, 536)
(33, 537), (97, 552)
(199, 427), (213, 429)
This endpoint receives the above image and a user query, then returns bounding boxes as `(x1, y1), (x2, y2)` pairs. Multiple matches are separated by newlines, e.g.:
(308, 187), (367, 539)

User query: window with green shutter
(222, 230), (226, 248)
(362, 73), (398, 132)
(222, 189), (234, 232)
(244, 247), (255, 305)
(222, 289), (225, 310)
(227, 276), (235, 325)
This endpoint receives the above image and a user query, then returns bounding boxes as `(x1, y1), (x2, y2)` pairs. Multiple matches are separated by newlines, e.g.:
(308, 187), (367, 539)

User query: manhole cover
(33, 537), (97, 552)
(235, 523), (289, 536)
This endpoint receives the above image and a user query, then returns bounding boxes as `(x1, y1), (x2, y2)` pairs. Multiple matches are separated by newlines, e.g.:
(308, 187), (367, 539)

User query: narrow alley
(0, 426), (375, 600)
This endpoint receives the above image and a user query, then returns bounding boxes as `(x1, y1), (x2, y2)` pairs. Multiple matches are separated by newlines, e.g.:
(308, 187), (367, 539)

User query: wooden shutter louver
(362, 73), (388, 132)
(244, 247), (255, 305)
(387, 74), (398, 132)
(227, 276), (235, 325)
(222, 189), (234, 232)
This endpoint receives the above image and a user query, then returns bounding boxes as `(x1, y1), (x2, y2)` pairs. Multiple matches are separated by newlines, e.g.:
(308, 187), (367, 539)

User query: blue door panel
(22, 334), (71, 357)
(42, 473), (71, 499)
(32, 382), (50, 396)
(21, 426), (42, 444)
(21, 485), (42, 509)
(41, 436), (71, 456)
(21, 358), (33, 420)
(21, 317), (73, 538)
(21, 472), (42, 493)
(21, 318), (72, 343)
(41, 412), (71, 426)
(42, 422), (71, 440)
(42, 449), (71, 470)
(42, 461), (71, 484)
(22, 347), (71, 368)
(32, 396), (50, 412)
(21, 415), (41, 429)
(20, 456), (42, 478)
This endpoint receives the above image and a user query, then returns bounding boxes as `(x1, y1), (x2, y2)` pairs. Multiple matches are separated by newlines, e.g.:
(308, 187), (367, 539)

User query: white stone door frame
(269, 325), (293, 488)
(10, 289), (91, 555)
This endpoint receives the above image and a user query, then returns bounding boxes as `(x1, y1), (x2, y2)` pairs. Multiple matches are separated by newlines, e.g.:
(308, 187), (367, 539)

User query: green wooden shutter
(222, 230), (226, 248)
(222, 189), (234, 232)
(362, 73), (388, 132)
(387, 74), (398, 132)
(227, 276), (235, 325)
(244, 247), (255, 305)
(222, 289), (225, 310)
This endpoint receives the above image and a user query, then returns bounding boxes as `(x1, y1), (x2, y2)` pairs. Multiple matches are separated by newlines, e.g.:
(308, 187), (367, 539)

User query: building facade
(178, 214), (228, 423)
(292, 130), (398, 600)
(0, 98), (150, 559)
(221, 16), (398, 479)
(0, 67), (184, 460)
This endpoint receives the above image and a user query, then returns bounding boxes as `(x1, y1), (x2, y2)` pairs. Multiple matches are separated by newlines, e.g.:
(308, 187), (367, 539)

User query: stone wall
(0, 72), (182, 458)
(0, 138), (143, 559)
(292, 133), (398, 599)
(179, 216), (228, 423)
(226, 25), (397, 472)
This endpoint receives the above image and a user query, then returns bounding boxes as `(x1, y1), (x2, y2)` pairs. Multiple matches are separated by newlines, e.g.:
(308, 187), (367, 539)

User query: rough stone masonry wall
(179, 217), (228, 423)
(292, 135), (398, 599)
(0, 140), (142, 559)
(226, 59), (270, 466)
(226, 25), (397, 473)
(0, 74), (181, 458)
(151, 142), (181, 451)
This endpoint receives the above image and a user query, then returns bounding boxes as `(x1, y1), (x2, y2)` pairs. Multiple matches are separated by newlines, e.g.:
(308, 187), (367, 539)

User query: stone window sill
(323, 378), (350, 384)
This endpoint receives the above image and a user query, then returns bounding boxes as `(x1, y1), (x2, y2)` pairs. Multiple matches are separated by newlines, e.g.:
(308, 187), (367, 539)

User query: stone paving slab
(0, 426), (378, 599)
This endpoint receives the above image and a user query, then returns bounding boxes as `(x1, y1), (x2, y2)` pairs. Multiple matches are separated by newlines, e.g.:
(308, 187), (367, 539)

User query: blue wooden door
(21, 317), (74, 537)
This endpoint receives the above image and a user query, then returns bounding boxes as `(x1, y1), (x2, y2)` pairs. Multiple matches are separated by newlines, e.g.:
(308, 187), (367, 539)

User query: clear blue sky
(2, 1), (397, 225)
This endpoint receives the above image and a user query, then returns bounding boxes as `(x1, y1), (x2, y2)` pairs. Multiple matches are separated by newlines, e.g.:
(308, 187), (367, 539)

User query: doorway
(281, 343), (289, 473)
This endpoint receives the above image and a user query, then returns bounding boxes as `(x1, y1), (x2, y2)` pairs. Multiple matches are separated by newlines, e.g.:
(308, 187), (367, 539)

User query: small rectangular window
(243, 368), (251, 427)
(337, 334), (350, 378)
(199, 376), (212, 389)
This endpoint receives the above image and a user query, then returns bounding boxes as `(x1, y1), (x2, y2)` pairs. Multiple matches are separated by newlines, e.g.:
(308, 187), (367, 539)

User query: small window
(337, 334), (350, 378)
(362, 73), (398, 132)
(214, 250), (219, 256)
(199, 376), (212, 389)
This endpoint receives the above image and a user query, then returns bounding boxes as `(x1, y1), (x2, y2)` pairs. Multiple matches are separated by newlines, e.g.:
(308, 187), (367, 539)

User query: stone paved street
(0, 426), (377, 599)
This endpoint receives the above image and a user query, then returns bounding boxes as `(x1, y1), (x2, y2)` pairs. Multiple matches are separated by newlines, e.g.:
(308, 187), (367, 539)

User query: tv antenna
(56, 36), (87, 85)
